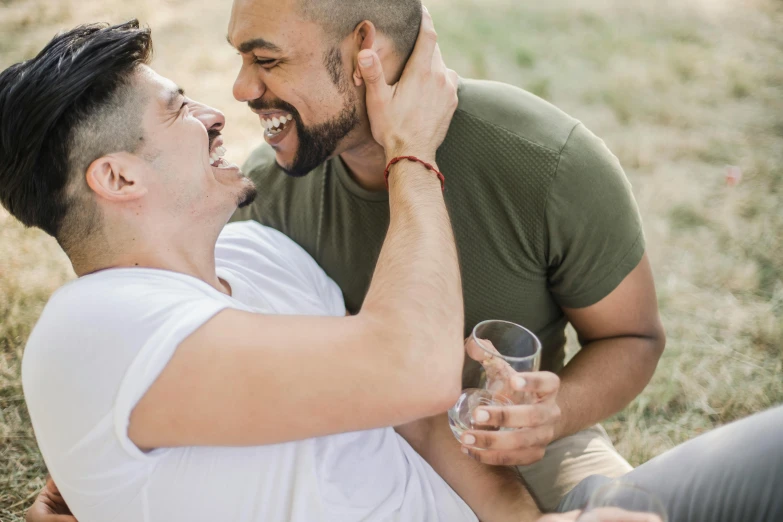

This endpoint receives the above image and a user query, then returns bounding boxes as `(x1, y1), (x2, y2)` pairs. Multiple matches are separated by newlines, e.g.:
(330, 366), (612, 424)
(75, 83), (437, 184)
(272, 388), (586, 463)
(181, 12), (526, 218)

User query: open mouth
(261, 113), (293, 137)
(208, 134), (232, 168)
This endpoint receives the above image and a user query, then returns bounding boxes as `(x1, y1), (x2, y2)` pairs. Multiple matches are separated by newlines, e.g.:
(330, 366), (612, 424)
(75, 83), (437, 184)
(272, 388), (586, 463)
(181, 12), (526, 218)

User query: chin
(236, 181), (258, 209)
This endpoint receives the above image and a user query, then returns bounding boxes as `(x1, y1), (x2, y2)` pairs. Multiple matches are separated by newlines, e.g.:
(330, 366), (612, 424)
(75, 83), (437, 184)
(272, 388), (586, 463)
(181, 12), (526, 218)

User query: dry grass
(1, 0), (782, 519)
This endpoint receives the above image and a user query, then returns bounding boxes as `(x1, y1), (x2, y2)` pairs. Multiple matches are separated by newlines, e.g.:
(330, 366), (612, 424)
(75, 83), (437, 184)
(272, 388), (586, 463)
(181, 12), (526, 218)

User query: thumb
(358, 50), (390, 102)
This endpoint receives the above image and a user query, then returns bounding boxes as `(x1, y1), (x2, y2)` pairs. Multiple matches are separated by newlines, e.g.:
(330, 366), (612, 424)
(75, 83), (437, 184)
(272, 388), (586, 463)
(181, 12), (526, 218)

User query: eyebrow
(167, 87), (185, 110)
(227, 34), (283, 54)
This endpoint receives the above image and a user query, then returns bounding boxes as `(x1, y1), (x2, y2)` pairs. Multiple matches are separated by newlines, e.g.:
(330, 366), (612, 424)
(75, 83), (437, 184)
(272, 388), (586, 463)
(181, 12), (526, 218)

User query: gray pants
(557, 406), (783, 522)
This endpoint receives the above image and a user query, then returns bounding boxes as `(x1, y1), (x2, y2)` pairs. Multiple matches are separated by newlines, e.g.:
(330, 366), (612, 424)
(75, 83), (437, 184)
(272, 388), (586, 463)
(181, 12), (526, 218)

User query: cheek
(284, 69), (349, 122)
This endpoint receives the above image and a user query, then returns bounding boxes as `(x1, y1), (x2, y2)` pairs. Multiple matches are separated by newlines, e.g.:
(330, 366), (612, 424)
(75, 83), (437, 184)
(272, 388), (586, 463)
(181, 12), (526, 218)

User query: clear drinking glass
(462, 320), (542, 403)
(447, 388), (513, 440)
(576, 482), (668, 522)
(450, 320), (542, 443)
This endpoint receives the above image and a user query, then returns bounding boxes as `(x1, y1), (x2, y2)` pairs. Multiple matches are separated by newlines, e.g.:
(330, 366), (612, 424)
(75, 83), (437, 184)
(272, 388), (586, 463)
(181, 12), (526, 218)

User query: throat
(339, 142), (389, 192)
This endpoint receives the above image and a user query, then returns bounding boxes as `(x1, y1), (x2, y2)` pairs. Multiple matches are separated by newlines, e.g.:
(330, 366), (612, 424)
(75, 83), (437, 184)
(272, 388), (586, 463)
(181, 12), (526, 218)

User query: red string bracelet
(384, 156), (445, 191)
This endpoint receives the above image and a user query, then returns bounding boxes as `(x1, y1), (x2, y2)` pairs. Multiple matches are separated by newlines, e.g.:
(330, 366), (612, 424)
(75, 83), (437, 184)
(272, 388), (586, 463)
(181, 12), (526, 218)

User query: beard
(248, 49), (361, 178)
(236, 181), (258, 209)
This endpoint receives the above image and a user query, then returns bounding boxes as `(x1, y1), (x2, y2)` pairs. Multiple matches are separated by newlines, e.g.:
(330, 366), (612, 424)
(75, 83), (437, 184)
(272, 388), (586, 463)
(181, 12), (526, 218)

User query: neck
(339, 132), (389, 192)
(72, 219), (230, 295)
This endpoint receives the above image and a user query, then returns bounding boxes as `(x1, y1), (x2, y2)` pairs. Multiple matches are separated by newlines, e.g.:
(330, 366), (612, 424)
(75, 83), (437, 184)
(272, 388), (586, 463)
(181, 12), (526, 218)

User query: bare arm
(453, 255), (663, 466)
(397, 416), (541, 522)
(129, 11), (464, 449)
(554, 253), (665, 439)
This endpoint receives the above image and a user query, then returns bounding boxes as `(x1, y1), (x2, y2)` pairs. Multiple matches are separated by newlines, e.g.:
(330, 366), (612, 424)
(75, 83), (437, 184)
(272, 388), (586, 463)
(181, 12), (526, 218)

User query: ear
(352, 21), (378, 87)
(85, 153), (147, 203)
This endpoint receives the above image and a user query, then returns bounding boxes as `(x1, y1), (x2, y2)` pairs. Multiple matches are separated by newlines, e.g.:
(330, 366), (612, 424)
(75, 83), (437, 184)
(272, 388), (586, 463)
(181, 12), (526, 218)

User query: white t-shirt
(23, 221), (477, 522)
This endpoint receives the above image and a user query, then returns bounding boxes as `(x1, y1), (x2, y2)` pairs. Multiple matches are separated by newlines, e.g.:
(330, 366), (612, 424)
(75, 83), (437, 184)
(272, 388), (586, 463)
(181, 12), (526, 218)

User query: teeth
(272, 117), (281, 128)
(286, 114), (293, 121)
(216, 146), (226, 156)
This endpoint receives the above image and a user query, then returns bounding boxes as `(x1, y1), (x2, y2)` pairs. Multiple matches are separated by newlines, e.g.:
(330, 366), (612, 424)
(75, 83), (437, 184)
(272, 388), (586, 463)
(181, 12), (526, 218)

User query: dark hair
(298, 0), (423, 61)
(0, 20), (152, 247)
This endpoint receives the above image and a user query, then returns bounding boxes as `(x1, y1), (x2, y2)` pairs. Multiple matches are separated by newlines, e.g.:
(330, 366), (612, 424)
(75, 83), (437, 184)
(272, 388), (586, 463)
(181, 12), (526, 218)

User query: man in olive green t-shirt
(228, 0), (665, 511)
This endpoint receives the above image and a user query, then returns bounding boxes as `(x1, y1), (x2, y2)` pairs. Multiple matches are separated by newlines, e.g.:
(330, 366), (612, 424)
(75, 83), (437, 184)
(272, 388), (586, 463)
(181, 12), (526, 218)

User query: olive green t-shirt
(233, 79), (645, 372)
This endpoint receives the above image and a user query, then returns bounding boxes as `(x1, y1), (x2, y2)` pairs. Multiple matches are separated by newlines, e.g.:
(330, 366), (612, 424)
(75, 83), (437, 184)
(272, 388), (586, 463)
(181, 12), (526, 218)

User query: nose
(233, 63), (266, 103)
(191, 101), (225, 133)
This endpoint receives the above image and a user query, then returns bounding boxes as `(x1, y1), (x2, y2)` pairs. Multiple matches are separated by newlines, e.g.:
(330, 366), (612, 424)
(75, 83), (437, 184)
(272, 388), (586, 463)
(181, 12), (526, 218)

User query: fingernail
(461, 446), (469, 455)
(462, 434), (476, 445)
(513, 376), (527, 390)
(474, 409), (490, 422)
(359, 53), (373, 68)
(423, 5), (429, 13)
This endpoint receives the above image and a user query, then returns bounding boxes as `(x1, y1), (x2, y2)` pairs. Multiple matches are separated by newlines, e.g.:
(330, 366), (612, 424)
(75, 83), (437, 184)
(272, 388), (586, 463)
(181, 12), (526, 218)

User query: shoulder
(218, 221), (310, 262)
(22, 270), (229, 399)
(217, 221), (324, 285)
(232, 144), (325, 230)
(242, 143), (279, 181)
(455, 78), (580, 153)
(23, 271), (226, 359)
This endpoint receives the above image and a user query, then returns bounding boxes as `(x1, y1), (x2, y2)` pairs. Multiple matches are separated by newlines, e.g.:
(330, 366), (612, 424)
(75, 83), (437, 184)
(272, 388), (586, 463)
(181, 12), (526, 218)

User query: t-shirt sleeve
(112, 293), (229, 458)
(545, 123), (645, 309)
(266, 226), (347, 316)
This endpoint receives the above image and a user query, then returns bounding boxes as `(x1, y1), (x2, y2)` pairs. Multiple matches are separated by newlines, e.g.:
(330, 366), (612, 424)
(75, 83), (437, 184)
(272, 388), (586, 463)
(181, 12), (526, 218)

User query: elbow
(359, 309), (464, 416)
(412, 336), (464, 416)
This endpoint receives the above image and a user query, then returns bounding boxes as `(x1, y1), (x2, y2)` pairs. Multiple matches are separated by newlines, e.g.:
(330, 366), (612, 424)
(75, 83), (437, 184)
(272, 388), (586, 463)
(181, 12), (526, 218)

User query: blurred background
(1, 0), (781, 518)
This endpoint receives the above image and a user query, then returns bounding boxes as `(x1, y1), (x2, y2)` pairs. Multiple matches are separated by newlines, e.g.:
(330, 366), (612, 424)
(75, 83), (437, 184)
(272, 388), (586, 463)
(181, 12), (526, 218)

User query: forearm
(555, 334), (663, 439)
(397, 415), (540, 522)
(361, 158), (464, 382)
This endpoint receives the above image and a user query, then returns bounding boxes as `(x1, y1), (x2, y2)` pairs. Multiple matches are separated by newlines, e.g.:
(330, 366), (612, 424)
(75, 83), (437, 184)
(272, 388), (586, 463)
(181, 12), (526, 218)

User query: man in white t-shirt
(2, 16), (545, 522)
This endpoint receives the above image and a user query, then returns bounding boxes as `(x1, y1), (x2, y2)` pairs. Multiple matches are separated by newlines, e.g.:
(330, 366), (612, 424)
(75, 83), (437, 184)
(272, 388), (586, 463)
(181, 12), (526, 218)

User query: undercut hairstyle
(0, 20), (153, 253)
(298, 0), (423, 61)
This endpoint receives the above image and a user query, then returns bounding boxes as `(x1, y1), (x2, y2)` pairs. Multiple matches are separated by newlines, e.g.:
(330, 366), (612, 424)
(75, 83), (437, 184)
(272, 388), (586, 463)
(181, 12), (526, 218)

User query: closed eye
(253, 57), (278, 68)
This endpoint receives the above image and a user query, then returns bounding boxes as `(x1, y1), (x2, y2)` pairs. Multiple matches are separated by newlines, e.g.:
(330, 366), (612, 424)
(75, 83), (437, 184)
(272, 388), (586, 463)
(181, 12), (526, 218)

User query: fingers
(462, 444), (547, 467)
(512, 371), (560, 395)
(465, 337), (498, 362)
(462, 424), (554, 452)
(406, 6), (439, 75)
(357, 49), (392, 111)
(471, 402), (560, 430)
(357, 50), (388, 91)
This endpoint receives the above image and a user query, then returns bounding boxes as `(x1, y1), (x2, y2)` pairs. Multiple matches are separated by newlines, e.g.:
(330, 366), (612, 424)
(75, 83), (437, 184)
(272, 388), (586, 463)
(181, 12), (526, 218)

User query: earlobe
(85, 155), (146, 202)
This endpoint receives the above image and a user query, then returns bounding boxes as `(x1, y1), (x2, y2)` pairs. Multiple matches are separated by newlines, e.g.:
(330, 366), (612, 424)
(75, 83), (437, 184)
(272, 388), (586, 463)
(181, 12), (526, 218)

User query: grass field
(1, 0), (782, 519)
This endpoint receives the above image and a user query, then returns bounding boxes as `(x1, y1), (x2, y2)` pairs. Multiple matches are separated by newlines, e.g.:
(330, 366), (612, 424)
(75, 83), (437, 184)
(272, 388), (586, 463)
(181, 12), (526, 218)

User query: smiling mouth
(261, 113), (293, 137)
(208, 133), (231, 168)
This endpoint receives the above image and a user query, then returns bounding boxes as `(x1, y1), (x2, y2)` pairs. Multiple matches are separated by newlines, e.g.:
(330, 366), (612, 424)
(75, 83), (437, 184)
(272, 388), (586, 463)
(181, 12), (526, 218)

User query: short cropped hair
(0, 20), (152, 249)
(298, 0), (423, 60)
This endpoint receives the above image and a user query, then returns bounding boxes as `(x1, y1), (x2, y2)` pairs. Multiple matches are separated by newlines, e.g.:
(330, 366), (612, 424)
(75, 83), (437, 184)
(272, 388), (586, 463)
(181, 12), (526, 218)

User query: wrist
(384, 155), (445, 190)
(385, 143), (437, 167)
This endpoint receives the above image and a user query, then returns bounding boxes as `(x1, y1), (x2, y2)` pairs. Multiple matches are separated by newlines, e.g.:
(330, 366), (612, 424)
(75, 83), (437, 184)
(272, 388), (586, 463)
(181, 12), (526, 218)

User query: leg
(558, 406), (783, 522)
(518, 424), (633, 511)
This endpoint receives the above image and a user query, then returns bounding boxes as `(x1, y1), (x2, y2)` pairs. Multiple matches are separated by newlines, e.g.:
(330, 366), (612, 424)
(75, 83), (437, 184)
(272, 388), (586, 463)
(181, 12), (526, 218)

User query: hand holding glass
(449, 320), (542, 441)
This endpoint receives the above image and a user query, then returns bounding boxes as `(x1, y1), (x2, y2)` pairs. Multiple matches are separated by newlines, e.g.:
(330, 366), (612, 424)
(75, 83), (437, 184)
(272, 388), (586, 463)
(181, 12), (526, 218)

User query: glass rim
(471, 319), (542, 363)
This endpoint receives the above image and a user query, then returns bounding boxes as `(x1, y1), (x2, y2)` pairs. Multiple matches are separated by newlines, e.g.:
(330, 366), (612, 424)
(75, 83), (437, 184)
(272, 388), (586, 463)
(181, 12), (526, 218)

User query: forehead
(133, 65), (179, 105)
(228, 0), (323, 52)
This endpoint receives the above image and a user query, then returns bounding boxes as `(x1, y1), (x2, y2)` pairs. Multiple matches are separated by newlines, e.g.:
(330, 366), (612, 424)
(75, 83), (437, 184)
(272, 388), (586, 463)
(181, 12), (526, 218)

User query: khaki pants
(517, 424), (633, 512)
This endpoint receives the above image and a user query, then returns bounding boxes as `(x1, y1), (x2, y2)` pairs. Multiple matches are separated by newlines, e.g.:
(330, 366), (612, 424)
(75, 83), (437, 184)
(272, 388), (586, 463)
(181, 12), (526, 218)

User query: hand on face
(460, 338), (562, 466)
(355, 7), (459, 162)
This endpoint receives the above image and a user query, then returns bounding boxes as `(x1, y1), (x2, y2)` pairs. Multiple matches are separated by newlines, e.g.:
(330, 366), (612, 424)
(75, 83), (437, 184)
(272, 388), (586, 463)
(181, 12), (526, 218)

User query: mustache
(248, 97), (299, 117)
(208, 129), (221, 150)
